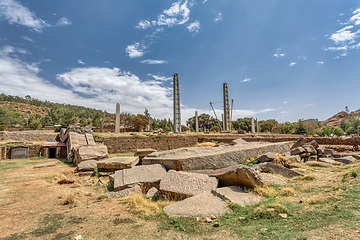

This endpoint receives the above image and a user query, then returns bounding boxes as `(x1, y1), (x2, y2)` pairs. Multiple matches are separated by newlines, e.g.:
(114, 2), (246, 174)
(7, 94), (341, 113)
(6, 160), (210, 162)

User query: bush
(210, 126), (221, 132)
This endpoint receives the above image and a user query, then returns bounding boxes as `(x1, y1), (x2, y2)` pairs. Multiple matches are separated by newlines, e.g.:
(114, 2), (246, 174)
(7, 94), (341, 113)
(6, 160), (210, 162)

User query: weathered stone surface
(34, 162), (56, 168)
(256, 162), (303, 179)
(209, 165), (265, 188)
(306, 161), (332, 167)
(106, 185), (142, 197)
(318, 157), (339, 165)
(259, 173), (287, 185)
(302, 145), (317, 155)
(324, 148), (337, 156)
(289, 155), (301, 162)
(146, 187), (159, 198)
(289, 163), (302, 169)
(75, 145), (108, 165)
(299, 152), (311, 158)
(134, 148), (157, 164)
(58, 178), (75, 184)
(308, 155), (318, 161)
(77, 160), (98, 172)
(255, 152), (277, 163)
(163, 191), (228, 217)
(307, 140), (319, 149)
(114, 164), (167, 192)
(97, 157), (139, 170)
(143, 141), (290, 171)
(159, 170), (218, 199)
(290, 147), (305, 155)
(317, 146), (325, 156)
(333, 156), (357, 164)
(291, 137), (307, 149)
(212, 186), (260, 206)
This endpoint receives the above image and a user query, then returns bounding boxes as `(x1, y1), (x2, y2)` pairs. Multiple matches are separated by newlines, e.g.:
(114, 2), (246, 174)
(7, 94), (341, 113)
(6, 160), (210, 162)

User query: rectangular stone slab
(142, 141), (290, 171)
(212, 186), (260, 206)
(114, 164), (167, 192)
(97, 157), (139, 170)
(159, 170), (218, 200)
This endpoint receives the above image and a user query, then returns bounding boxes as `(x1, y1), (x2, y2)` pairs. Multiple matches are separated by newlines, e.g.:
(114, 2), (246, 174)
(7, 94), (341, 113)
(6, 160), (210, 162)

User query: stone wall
(0, 132), (57, 142)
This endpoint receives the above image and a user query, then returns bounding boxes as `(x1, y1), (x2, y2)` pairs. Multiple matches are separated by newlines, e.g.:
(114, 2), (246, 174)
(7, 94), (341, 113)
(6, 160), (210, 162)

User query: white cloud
(0, 0), (49, 32)
(202, 0), (209, 3)
(140, 59), (167, 64)
(283, 101), (288, 104)
(317, 61), (324, 65)
(273, 53), (285, 57)
(126, 42), (146, 58)
(214, 12), (222, 22)
(78, 59), (85, 65)
(148, 74), (172, 82)
(187, 20), (200, 33)
(350, 8), (360, 25)
(56, 17), (72, 26)
(136, 0), (191, 29)
(241, 78), (251, 83)
(289, 62), (296, 67)
(0, 45), (176, 119)
(21, 36), (34, 42)
(330, 25), (359, 43)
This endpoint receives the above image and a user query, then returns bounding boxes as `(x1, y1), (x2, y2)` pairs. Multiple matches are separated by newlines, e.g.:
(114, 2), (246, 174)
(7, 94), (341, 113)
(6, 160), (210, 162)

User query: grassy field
(1, 156), (360, 240)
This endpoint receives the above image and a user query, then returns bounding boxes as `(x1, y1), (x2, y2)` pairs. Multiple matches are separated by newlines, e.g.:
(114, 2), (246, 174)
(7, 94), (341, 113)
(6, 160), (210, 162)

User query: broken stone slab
(78, 171), (93, 177)
(212, 186), (260, 206)
(146, 187), (159, 198)
(77, 160), (98, 172)
(134, 148), (157, 164)
(259, 173), (287, 185)
(163, 191), (228, 218)
(290, 147), (305, 155)
(256, 162), (303, 179)
(114, 164), (167, 192)
(308, 155), (318, 161)
(302, 145), (317, 155)
(97, 157), (139, 171)
(289, 155), (301, 163)
(291, 137), (307, 149)
(254, 152), (277, 163)
(159, 170), (218, 200)
(317, 146), (325, 156)
(231, 138), (247, 145)
(299, 152), (311, 158)
(75, 144), (108, 165)
(307, 140), (319, 149)
(289, 163), (302, 169)
(34, 162), (56, 168)
(333, 154), (360, 160)
(58, 178), (75, 184)
(142, 141), (290, 171)
(106, 185), (142, 198)
(324, 148), (338, 156)
(318, 157), (340, 165)
(332, 156), (357, 164)
(209, 164), (265, 188)
(99, 172), (114, 177)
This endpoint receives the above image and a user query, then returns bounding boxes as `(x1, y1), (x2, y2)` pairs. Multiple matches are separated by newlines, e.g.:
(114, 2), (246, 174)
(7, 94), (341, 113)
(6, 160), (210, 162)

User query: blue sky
(1, 0), (360, 124)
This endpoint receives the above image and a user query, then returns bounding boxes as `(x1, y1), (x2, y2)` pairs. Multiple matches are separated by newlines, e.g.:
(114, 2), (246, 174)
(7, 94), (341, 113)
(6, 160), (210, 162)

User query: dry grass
(119, 193), (175, 217)
(252, 186), (277, 198)
(62, 193), (76, 205)
(273, 153), (291, 168)
(253, 202), (288, 218)
(307, 162), (329, 167)
(281, 187), (296, 196)
(293, 174), (316, 181)
(305, 193), (326, 204)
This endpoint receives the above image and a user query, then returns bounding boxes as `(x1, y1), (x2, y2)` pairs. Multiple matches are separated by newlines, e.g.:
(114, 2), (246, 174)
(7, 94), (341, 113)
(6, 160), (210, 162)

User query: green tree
(294, 120), (309, 135)
(260, 119), (279, 132)
(279, 122), (293, 134)
(232, 118), (252, 131)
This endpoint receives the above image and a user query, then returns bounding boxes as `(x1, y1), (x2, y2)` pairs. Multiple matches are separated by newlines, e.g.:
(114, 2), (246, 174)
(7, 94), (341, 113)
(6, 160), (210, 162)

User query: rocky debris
(212, 186), (260, 206)
(97, 157), (139, 171)
(213, 222), (220, 227)
(134, 148), (156, 164)
(308, 155), (318, 161)
(76, 160), (98, 172)
(231, 138), (247, 145)
(291, 137), (307, 149)
(94, 179), (105, 186)
(78, 172), (93, 176)
(106, 185), (142, 198)
(34, 162), (56, 168)
(324, 148), (337, 156)
(58, 178), (75, 184)
(290, 147), (305, 155)
(289, 163), (302, 169)
(255, 162), (303, 179)
(209, 165), (265, 188)
(302, 145), (317, 155)
(113, 164), (167, 192)
(305, 161), (332, 167)
(163, 191), (228, 217)
(318, 157), (340, 165)
(142, 141), (290, 171)
(332, 156), (357, 164)
(333, 154), (360, 160)
(307, 140), (319, 149)
(146, 187), (159, 198)
(159, 170), (218, 200)
(74, 145), (108, 165)
(317, 145), (325, 156)
(254, 152), (277, 163)
(259, 173), (287, 185)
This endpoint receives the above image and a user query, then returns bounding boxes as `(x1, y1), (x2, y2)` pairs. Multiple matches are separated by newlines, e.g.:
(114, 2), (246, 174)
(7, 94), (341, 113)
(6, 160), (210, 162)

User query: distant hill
(323, 111), (360, 128)
(0, 101), (50, 117)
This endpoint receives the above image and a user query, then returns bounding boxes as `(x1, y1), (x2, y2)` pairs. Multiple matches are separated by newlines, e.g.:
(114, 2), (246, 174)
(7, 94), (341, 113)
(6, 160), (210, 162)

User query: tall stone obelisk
(115, 103), (120, 134)
(195, 111), (199, 133)
(223, 83), (230, 131)
(173, 74), (181, 133)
